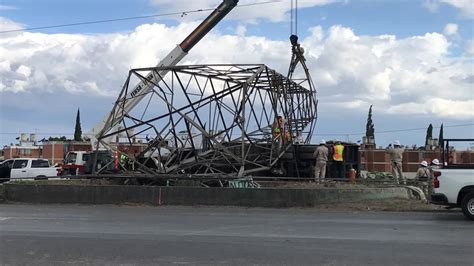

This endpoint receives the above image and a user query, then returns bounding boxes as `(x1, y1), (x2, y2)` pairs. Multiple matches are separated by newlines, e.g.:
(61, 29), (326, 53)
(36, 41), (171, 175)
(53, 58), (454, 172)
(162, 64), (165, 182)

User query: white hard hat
(420, 161), (428, 167)
(432, 159), (440, 165)
(393, 140), (401, 146)
(320, 139), (326, 144)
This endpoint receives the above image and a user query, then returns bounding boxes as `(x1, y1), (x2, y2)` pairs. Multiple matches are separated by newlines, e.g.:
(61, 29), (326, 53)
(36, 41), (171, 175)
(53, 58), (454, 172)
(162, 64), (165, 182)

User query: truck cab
(60, 150), (116, 175)
(61, 151), (88, 175)
(430, 139), (474, 220)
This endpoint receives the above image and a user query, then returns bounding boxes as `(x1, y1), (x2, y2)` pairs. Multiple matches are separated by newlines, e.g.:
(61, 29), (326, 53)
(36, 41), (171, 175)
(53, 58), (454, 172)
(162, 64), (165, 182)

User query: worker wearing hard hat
(416, 161), (430, 180)
(427, 158), (441, 197)
(119, 147), (130, 170)
(273, 116), (282, 139)
(332, 141), (345, 179)
(416, 160), (431, 196)
(387, 140), (406, 185)
(273, 115), (290, 146)
(313, 140), (329, 183)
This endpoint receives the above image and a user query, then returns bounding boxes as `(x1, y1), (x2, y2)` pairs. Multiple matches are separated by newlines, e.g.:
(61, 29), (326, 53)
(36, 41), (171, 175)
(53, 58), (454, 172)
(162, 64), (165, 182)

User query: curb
(1, 184), (410, 208)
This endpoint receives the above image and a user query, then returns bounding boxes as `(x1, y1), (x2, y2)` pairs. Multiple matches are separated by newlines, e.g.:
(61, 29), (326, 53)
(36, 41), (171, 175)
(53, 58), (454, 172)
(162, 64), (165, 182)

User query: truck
(61, 151), (88, 175)
(0, 158), (59, 182)
(430, 139), (474, 220)
(60, 150), (116, 175)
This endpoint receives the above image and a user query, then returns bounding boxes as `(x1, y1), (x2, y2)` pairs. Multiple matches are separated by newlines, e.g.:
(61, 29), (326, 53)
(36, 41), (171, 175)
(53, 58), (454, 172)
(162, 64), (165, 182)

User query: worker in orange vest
(332, 141), (345, 179)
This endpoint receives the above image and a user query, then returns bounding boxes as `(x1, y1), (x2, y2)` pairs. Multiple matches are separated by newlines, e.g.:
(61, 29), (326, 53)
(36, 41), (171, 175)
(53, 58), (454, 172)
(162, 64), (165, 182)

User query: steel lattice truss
(99, 64), (317, 177)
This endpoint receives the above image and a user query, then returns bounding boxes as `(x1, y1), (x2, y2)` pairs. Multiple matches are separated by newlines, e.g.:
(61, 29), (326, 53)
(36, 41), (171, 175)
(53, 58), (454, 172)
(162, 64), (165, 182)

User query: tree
(48, 136), (68, 141)
(439, 123), (444, 148)
(425, 123), (433, 146)
(74, 108), (82, 141)
(365, 105), (375, 139)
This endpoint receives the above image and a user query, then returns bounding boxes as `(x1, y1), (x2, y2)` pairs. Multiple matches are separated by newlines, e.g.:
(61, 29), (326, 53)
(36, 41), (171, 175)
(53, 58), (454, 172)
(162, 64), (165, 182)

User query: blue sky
(2, 0), (471, 37)
(0, 0), (473, 147)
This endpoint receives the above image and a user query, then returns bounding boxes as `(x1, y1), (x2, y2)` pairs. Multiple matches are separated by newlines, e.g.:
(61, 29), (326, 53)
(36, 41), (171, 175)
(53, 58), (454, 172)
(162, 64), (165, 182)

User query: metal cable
(0, 1), (281, 34)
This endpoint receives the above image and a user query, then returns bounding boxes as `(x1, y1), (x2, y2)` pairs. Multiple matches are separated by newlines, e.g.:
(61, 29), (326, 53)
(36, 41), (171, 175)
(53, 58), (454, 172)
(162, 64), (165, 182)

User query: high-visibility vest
(120, 154), (127, 164)
(273, 127), (281, 137)
(333, 144), (344, 161)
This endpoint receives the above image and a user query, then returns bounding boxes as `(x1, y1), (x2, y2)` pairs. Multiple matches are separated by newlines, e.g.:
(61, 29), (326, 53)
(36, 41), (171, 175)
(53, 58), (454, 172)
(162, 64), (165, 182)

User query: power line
(2, 123), (473, 136)
(0, 1), (281, 34)
(313, 123), (474, 136)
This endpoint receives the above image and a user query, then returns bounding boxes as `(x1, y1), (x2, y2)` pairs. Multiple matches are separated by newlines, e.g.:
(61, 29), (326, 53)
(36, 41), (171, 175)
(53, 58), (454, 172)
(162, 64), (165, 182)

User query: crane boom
(89, 0), (238, 148)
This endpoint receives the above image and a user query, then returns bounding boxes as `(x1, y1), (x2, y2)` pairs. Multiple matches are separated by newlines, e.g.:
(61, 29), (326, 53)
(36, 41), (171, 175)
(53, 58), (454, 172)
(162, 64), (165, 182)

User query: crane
(79, 0), (319, 179)
(88, 0), (239, 151)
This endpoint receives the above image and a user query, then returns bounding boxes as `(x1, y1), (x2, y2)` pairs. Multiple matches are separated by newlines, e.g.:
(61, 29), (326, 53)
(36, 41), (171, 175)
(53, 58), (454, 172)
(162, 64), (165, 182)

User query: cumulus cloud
(305, 26), (473, 119)
(443, 23), (458, 36)
(0, 22), (199, 95)
(466, 39), (474, 55)
(0, 17), (472, 122)
(149, 0), (344, 23)
(424, 0), (474, 18)
(423, 0), (440, 12)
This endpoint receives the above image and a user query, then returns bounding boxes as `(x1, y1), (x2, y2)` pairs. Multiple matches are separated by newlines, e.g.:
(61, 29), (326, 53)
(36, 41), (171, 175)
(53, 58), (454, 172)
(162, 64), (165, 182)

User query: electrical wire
(1, 123), (473, 136)
(0, 0), (282, 34)
(312, 123), (474, 136)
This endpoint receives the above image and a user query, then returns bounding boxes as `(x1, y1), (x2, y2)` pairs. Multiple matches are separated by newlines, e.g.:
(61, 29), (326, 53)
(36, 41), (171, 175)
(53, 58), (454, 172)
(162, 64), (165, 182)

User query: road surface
(0, 204), (472, 265)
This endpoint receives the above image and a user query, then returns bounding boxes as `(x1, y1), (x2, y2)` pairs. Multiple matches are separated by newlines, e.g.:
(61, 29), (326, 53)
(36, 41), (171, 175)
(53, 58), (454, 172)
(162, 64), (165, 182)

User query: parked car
(0, 158), (59, 182)
(430, 139), (474, 220)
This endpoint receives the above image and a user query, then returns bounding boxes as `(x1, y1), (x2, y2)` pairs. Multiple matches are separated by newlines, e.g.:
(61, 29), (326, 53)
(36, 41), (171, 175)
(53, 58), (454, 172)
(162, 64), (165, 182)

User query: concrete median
(1, 183), (410, 207)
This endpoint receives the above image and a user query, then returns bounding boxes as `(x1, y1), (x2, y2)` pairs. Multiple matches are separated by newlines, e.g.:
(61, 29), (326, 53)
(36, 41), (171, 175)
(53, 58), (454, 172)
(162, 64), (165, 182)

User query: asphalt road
(0, 204), (472, 265)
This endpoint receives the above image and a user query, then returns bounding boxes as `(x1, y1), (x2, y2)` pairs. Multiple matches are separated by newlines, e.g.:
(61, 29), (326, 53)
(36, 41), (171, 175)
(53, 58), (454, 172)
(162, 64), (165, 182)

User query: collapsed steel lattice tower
(99, 64), (317, 177)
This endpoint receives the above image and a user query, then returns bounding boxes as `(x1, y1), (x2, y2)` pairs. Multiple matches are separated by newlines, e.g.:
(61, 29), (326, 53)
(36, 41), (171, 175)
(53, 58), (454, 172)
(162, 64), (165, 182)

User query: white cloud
(16, 65), (31, 77)
(0, 17), (24, 35)
(387, 99), (474, 120)
(0, 5), (17, 10)
(0, 18), (472, 123)
(443, 23), (458, 36)
(441, 0), (474, 17)
(424, 0), (474, 18)
(466, 39), (474, 55)
(235, 23), (246, 36)
(423, 0), (440, 12)
(303, 26), (472, 119)
(0, 60), (11, 72)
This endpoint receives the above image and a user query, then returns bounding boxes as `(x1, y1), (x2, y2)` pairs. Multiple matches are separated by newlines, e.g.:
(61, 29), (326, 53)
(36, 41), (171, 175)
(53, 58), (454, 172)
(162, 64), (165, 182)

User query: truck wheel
(461, 192), (474, 221)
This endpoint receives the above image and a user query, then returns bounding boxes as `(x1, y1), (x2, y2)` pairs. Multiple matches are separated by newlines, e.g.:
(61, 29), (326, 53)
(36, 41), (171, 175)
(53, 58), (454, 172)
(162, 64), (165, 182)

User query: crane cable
(290, 0), (298, 36)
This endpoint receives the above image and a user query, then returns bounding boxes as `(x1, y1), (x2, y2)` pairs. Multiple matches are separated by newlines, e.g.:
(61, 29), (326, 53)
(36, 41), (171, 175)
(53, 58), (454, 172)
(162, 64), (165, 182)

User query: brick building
(3, 139), (473, 171)
(2, 145), (41, 159)
(42, 141), (92, 164)
(3, 141), (149, 164)
(360, 148), (474, 173)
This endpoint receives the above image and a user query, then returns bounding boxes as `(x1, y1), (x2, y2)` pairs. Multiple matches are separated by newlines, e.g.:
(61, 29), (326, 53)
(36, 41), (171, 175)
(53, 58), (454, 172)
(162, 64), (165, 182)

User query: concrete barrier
(2, 184), (410, 207)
